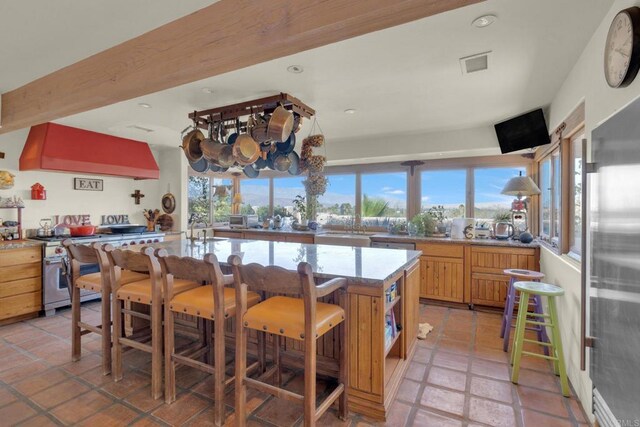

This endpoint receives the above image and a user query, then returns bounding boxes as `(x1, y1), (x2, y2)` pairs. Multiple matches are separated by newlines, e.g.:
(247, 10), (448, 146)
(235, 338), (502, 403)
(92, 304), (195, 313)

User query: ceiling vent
(460, 51), (491, 74)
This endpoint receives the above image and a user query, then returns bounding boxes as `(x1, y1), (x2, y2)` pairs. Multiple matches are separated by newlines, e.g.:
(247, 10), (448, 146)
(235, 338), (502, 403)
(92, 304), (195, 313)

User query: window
(569, 133), (584, 259)
(539, 149), (561, 246)
(211, 178), (232, 222)
(188, 175), (211, 224)
(240, 178), (270, 220)
(474, 167), (526, 224)
(316, 174), (356, 225)
(361, 172), (407, 227)
(421, 170), (466, 219)
(273, 176), (305, 217)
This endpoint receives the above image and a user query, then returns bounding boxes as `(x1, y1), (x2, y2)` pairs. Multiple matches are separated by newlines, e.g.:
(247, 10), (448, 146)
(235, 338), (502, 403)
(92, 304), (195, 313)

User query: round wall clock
(605, 7), (640, 88)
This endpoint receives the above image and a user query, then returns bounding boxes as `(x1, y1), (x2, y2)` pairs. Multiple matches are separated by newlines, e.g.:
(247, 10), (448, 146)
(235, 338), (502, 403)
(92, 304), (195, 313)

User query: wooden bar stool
(157, 250), (261, 425)
(229, 255), (349, 427)
(63, 240), (148, 375)
(501, 269), (549, 354)
(511, 281), (570, 397)
(106, 245), (199, 399)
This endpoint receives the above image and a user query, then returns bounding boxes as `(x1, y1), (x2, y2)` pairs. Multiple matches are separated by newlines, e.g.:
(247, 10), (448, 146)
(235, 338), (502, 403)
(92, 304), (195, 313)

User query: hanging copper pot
(251, 115), (271, 143)
(273, 152), (292, 172)
(267, 105), (294, 142)
(232, 134), (261, 166)
(181, 129), (205, 162)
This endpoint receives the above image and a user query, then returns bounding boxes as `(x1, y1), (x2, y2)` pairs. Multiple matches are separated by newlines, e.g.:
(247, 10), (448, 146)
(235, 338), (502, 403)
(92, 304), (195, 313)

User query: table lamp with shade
(501, 171), (541, 240)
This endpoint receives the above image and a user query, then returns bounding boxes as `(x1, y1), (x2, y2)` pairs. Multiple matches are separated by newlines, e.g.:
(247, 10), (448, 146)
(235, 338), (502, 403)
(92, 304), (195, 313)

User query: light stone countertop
(370, 233), (540, 249)
(0, 240), (44, 250)
(143, 238), (421, 285)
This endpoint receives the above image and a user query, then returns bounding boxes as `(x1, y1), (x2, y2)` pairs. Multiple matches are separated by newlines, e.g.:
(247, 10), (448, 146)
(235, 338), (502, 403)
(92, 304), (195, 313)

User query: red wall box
(31, 183), (46, 200)
(20, 123), (159, 179)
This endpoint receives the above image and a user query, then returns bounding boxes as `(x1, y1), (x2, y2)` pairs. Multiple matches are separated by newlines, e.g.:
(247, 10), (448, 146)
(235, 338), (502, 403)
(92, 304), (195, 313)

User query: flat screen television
(494, 108), (551, 154)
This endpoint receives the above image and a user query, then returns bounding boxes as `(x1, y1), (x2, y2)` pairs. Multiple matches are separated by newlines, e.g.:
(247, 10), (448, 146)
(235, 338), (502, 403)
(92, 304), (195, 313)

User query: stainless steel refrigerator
(590, 95), (640, 426)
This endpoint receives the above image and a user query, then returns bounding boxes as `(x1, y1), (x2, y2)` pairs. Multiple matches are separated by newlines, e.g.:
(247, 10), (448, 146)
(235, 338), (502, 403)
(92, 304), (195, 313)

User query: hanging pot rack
(188, 92), (315, 131)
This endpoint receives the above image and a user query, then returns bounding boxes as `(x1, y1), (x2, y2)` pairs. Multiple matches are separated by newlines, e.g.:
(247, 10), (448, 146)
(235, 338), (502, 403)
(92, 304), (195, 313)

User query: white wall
(0, 128), (166, 231)
(543, 0), (640, 421)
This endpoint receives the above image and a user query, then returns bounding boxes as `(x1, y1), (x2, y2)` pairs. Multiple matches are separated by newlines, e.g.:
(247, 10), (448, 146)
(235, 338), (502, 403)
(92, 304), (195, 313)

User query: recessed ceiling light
(287, 65), (304, 74)
(344, 109), (356, 114)
(138, 103), (152, 108)
(472, 14), (497, 28)
(201, 87), (215, 94)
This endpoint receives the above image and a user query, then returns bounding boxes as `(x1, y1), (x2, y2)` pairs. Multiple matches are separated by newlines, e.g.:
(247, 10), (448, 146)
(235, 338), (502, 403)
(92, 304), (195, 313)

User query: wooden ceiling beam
(0, 0), (483, 134)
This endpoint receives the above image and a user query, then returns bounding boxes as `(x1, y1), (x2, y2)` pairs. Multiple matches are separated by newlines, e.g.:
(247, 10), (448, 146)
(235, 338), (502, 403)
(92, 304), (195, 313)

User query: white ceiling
(2, 0), (614, 158)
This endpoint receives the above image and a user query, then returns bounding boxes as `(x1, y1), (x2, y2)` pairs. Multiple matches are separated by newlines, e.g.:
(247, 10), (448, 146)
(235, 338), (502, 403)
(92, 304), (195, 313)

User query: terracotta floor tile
(568, 398), (589, 423)
(15, 334), (64, 352)
(254, 395), (303, 426)
(175, 365), (211, 389)
(15, 414), (59, 427)
(384, 400), (412, 426)
(432, 351), (469, 372)
(223, 385), (269, 415)
(473, 345), (510, 364)
(0, 401), (38, 426)
(0, 353), (35, 373)
(78, 365), (115, 387)
(125, 385), (165, 413)
(101, 371), (150, 399)
(61, 353), (103, 375)
(129, 417), (166, 427)
(315, 408), (350, 427)
(470, 358), (510, 381)
(470, 376), (514, 404)
(438, 337), (471, 354)
(29, 378), (91, 409)
(151, 393), (208, 425)
(75, 402), (140, 427)
(413, 347), (432, 364)
(50, 389), (114, 424)
(443, 328), (473, 342)
(427, 366), (467, 392)
(414, 409), (464, 426)
(517, 369), (561, 393)
(0, 387), (18, 407)
(0, 360), (50, 384)
(396, 379), (421, 403)
(12, 368), (70, 396)
(420, 385), (466, 417)
(522, 409), (574, 427)
(517, 386), (570, 418)
(469, 397), (517, 427)
(3, 328), (51, 345)
(404, 361), (427, 382)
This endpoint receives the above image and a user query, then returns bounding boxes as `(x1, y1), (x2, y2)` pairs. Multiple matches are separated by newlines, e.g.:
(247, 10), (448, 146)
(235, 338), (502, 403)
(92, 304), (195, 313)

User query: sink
(314, 232), (371, 247)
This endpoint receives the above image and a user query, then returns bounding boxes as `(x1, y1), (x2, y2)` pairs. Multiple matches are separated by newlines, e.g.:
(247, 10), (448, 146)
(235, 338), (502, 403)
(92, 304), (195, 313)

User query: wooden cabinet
(420, 256), (464, 302)
(403, 262), (420, 355)
(0, 245), (42, 324)
(469, 246), (538, 308)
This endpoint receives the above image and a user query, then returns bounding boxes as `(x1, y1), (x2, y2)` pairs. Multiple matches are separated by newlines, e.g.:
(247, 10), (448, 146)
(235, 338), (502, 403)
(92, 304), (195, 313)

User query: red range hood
(20, 122), (159, 179)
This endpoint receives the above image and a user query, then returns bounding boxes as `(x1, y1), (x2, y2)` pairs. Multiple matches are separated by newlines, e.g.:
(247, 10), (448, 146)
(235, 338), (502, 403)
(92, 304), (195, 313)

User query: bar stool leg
(151, 302), (163, 400)
(511, 290), (529, 378)
(100, 289), (112, 375)
(214, 315), (226, 426)
(71, 285), (82, 362)
(502, 278), (517, 351)
(112, 298), (124, 381)
(548, 296), (570, 397)
(304, 334), (317, 426)
(164, 307), (176, 403)
(273, 335), (282, 387)
(338, 303), (348, 420)
(500, 277), (515, 339)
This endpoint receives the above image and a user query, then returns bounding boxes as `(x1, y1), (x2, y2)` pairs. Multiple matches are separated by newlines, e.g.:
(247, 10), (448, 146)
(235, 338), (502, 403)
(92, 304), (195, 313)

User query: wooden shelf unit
(0, 206), (24, 240)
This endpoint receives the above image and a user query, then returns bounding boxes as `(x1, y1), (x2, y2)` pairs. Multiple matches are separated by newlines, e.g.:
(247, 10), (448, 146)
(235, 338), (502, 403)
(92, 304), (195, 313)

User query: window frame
(567, 130), (585, 261)
(538, 147), (562, 247)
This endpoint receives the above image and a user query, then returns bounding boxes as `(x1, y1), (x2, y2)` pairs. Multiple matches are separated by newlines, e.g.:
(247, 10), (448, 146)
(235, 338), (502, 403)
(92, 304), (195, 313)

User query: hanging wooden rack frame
(188, 92), (315, 130)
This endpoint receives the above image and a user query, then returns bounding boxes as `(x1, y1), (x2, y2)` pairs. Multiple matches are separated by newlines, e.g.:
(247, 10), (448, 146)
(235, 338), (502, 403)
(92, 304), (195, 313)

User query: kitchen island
(0, 240), (43, 324)
(148, 238), (421, 420)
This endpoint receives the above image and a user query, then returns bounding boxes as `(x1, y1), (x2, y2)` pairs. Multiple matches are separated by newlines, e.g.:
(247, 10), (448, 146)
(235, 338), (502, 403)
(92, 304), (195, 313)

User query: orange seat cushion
(76, 270), (148, 292)
(116, 278), (198, 304)
(243, 296), (344, 341)
(169, 286), (261, 319)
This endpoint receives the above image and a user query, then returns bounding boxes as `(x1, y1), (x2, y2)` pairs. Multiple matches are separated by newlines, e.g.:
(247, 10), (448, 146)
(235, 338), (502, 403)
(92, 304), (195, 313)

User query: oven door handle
(45, 258), (64, 266)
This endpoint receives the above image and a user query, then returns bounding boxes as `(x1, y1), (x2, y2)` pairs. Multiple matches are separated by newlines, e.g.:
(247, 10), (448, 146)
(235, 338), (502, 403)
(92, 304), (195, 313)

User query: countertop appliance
(588, 94), (640, 426)
(229, 214), (259, 229)
(32, 231), (164, 316)
(370, 241), (416, 250)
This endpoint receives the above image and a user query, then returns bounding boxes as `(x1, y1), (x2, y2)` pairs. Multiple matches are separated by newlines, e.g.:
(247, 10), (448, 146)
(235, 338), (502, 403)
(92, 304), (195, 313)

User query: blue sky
(240, 167), (525, 208)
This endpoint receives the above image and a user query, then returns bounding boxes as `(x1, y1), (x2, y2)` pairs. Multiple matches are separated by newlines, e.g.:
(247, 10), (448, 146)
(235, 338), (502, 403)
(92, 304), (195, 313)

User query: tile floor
(0, 302), (591, 426)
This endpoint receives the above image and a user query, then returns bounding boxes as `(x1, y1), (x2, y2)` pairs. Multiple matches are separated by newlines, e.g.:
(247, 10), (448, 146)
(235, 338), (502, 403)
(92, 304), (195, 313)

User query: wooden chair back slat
(63, 239), (98, 264)
(156, 250), (223, 284)
(227, 255), (314, 296)
(106, 246), (154, 273)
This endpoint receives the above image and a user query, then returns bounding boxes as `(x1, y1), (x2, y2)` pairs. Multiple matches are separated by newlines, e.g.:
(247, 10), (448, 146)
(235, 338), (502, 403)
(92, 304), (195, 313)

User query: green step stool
(510, 281), (570, 397)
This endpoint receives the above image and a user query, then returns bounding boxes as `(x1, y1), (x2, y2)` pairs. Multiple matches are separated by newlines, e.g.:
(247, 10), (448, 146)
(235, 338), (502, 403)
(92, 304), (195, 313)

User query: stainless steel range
(32, 232), (165, 316)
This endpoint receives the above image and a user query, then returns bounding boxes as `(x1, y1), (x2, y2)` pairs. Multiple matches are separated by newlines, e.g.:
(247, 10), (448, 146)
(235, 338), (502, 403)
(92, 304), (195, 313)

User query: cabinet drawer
(286, 235), (314, 244)
(0, 247), (41, 268)
(0, 263), (42, 283)
(0, 277), (41, 298)
(0, 291), (42, 320)
(416, 243), (463, 258)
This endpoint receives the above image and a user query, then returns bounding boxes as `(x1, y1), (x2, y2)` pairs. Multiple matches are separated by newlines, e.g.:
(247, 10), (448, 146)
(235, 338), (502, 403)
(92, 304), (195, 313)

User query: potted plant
(293, 195), (307, 226)
(410, 212), (437, 237)
(427, 205), (447, 234)
(493, 211), (513, 239)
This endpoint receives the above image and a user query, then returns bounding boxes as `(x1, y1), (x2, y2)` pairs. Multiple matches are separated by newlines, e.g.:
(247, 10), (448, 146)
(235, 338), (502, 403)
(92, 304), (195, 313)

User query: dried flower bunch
(300, 133), (328, 197)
